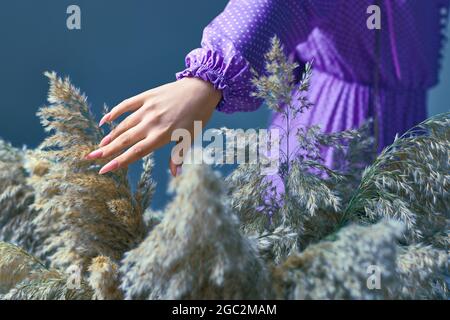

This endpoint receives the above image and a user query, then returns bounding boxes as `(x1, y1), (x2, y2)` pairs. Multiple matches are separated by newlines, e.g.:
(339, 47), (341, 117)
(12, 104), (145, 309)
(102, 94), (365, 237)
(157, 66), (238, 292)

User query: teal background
(0, 1), (448, 209)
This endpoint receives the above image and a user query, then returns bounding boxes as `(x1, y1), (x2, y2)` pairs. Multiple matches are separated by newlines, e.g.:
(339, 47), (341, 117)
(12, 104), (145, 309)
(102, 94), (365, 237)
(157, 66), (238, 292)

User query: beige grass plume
(274, 220), (404, 299)
(120, 151), (273, 299)
(345, 113), (449, 249)
(88, 256), (123, 300)
(2, 72), (155, 273)
(0, 242), (93, 300)
(396, 244), (448, 299)
(0, 140), (36, 250)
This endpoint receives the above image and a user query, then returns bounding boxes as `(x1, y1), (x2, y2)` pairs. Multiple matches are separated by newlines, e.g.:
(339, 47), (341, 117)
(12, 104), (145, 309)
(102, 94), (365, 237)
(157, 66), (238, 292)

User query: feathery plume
(274, 220), (404, 300)
(233, 37), (354, 258)
(345, 113), (450, 248)
(20, 72), (146, 271)
(135, 155), (156, 215)
(396, 244), (448, 299)
(120, 152), (273, 299)
(0, 38), (447, 300)
(0, 141), (36, 251)
(0, 242), (93, 300)
(2, 270), (93, 300)
(0, 242), (46, 294)
(88, 256), (123, 300)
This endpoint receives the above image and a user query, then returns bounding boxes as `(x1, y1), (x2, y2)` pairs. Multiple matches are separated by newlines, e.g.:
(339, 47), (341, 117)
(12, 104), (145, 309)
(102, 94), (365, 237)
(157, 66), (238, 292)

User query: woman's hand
(85, 77), (222, 176)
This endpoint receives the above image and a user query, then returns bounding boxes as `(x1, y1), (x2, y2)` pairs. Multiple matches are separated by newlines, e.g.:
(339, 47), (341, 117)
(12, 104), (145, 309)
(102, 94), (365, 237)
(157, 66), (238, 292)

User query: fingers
(86, 123), (147, 160)
(99, 137), (162, 174)
(100, 110), (144, 147)
(99, 95), (144, 126)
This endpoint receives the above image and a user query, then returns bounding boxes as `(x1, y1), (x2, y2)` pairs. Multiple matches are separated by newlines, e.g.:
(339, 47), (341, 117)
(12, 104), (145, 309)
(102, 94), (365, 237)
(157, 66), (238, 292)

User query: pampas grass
(273, 220), (404, 300)
(2, 271), (93, 300)
(120, 152), (272, 300)
(0, 37), (448, 300)
(345, 113), (449, 249)
(0, 72), (152, 273)
(0, 242), (93, 300)
(0, 140), (36, 250)
(88, 256), (123, 300)
(228, 37), (374, 262)
(0, 242), (46, 294)
(396, 244), (448, 299)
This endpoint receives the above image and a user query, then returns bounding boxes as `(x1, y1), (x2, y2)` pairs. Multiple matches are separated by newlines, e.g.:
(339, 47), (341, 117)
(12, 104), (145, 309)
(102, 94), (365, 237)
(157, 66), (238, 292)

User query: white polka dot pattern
(176, 0), (337, 113)
(176, 0), (448, 118)
(176, 0), (450, 193)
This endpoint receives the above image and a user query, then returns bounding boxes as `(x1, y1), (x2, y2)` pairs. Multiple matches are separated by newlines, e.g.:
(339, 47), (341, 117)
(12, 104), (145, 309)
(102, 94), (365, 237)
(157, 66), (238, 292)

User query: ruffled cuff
(176, 48), (262, 113)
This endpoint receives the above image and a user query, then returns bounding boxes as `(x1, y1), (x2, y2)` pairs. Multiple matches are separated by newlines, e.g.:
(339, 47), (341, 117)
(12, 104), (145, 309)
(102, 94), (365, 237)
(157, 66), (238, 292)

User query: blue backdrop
(0, 1), (449, 209)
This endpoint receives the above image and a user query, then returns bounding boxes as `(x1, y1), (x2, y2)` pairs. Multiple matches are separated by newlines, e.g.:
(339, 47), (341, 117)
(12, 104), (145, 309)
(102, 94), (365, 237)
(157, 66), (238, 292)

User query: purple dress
(177, 0), (450, 167)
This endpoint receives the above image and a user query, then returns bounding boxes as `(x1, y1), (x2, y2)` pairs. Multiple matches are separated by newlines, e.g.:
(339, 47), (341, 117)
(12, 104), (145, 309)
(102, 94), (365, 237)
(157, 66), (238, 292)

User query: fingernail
(85, 149), (103, 160)
(99, 160), (119, 175)
(85, 150), (103, 160)
(99, 113), (111, 127)
(99, 134), (112, 147)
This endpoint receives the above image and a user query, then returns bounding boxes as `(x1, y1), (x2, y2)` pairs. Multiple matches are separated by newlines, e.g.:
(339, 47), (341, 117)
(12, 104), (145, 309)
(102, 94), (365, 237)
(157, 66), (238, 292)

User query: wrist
(180, 77), (222, 111)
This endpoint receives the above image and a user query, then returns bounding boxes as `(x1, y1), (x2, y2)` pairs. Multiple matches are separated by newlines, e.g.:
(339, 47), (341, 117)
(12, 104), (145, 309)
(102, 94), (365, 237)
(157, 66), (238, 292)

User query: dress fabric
(176, 0), (450, 167)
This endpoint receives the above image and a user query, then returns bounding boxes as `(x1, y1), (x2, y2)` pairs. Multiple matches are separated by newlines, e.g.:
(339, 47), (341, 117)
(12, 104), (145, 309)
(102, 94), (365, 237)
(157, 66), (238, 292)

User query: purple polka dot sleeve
(176, 0), (334, 113)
